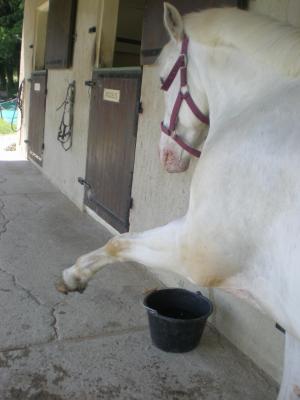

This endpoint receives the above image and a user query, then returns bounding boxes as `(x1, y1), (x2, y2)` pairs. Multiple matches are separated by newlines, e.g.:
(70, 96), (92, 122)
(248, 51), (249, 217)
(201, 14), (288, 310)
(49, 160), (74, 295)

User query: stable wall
(42, 0), (99, 208)
(20, 0), (100, 208)
(130, 0), (300, 383)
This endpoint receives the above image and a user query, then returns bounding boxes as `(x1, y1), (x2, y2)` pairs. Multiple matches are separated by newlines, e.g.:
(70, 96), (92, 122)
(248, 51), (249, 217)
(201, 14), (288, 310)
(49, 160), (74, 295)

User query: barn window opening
(113, 0), (145, 67)
(45, 0), (77, 69)
(34, 1), (49, 71)
(97, 0), (145, 68)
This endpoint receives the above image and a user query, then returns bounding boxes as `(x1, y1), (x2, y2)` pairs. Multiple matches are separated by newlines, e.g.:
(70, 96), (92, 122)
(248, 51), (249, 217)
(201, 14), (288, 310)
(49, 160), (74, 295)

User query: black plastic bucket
(143, 288), (213, 353)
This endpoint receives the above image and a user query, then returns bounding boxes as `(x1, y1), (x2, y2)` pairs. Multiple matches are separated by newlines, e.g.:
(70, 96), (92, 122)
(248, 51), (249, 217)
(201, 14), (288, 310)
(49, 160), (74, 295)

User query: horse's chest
(179, 237), (237, 287)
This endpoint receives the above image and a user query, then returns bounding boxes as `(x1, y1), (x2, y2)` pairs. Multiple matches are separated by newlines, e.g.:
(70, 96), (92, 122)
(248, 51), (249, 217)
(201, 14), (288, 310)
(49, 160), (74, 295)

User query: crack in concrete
(13, 275), (42, 306)
(0, 287), (11, 293)
(0, 175), (9, 238)
(0, 267), (41, 306)
(24, 193), (44, 211)
(0, 191), (59, 197)
(0, 325), (148, 353)
(50, 304), (61, 341)
(0, 197), (9, 239)
(0, 181), (62, 345)
(0, 266), (65, 342)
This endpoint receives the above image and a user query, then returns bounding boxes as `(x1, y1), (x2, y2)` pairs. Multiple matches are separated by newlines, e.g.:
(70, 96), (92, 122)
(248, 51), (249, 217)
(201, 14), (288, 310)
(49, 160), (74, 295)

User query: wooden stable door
(83, 68), (141, 232)
(27, 71), (47, 166)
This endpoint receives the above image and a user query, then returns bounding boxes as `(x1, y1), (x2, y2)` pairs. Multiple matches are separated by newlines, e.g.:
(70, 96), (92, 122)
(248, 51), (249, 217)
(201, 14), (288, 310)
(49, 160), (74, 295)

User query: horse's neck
(190, 43), (285, 124)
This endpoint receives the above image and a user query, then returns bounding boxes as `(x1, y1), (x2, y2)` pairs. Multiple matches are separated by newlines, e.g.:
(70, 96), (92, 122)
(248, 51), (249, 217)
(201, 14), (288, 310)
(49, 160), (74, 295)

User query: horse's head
(159, 3), (209, 173)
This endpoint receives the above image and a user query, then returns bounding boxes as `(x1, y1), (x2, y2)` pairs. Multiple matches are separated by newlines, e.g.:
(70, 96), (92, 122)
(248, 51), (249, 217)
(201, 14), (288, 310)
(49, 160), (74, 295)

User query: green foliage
(0, 118), (15, 134)
(0, 0), (23, 90)
(0, 0), (23, 63)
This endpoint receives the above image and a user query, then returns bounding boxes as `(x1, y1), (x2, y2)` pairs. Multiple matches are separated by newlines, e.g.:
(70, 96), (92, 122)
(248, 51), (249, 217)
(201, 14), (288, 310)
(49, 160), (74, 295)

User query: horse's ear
(163, 2), (184, 42)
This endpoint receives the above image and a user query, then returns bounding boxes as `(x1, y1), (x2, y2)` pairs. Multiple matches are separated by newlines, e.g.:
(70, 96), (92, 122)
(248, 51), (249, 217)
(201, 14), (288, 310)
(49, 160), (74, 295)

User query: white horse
(58, 4), (300, 398)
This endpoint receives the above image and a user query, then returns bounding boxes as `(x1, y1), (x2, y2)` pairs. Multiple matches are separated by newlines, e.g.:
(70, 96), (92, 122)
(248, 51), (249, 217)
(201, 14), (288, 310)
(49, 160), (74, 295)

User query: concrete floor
(0, 160), (278, 400)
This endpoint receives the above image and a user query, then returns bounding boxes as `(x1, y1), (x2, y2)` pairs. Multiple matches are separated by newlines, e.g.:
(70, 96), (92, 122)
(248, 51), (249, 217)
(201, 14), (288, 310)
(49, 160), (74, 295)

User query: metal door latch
(78, 177), (91, 189)
(84, 80), (96, 87)
(78, 177), (94, 201)
(78, 177), (101, 206)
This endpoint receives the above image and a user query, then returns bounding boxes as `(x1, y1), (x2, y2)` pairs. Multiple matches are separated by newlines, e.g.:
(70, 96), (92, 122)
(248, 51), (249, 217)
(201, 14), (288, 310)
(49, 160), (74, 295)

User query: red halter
(160, 34), (209, 158)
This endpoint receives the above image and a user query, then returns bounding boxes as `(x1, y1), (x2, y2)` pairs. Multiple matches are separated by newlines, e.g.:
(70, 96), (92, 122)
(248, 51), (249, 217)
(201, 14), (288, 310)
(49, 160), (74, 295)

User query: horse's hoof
(77, 286), (86, 294)
(55, 278), (87, 294)
(55, 279), (70, 295)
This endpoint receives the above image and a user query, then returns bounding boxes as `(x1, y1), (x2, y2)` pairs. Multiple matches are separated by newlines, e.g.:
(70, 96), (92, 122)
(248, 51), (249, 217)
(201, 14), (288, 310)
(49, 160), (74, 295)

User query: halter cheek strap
(161, 35), (209, 158)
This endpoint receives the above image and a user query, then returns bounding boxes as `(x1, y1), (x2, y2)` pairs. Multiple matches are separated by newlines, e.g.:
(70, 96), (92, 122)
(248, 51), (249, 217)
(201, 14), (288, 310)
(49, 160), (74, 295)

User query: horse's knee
(57, 237), (131, 295)
(76, 253), (98, 269)
(105, 236), (131, 259)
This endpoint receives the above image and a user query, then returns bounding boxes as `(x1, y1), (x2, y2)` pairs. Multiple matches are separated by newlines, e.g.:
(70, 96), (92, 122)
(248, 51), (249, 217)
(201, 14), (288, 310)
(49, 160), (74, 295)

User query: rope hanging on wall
(56, 80), (76, 151)
(12, 79), (25, 132)
(0, 79), (25, 133)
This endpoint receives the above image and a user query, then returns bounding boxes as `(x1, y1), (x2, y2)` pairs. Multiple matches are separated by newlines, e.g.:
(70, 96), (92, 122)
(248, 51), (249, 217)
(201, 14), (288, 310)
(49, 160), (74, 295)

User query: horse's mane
(184, 8), (300, 77)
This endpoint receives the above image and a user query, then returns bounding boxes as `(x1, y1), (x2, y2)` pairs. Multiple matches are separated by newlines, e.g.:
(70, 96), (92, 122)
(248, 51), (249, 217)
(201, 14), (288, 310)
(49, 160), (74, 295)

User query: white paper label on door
(34, 83), (41, 91)
(103, 88), (120, 103)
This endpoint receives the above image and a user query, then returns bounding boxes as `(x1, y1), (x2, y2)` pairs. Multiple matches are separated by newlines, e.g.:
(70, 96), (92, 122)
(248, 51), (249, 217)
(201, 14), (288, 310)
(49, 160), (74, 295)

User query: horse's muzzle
(160, 149), (190, 173)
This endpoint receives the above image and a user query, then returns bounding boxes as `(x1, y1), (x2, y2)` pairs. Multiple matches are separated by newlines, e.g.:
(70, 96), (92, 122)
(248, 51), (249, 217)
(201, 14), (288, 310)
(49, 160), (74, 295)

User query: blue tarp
(0, 100), (19, 124)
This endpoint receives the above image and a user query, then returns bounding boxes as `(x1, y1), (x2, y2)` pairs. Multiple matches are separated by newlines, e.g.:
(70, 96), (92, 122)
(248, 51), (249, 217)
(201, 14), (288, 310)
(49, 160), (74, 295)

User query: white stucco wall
(42, 0), (99, 208)
(20, 0), (100, 208)
(130, 0), (300, 383)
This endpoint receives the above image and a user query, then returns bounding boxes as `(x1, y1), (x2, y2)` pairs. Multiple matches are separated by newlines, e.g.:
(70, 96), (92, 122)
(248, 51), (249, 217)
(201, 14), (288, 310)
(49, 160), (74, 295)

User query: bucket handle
(143, 288), (160, 316)
(196, 291), (214, 316)
(144, 306), (159, 316)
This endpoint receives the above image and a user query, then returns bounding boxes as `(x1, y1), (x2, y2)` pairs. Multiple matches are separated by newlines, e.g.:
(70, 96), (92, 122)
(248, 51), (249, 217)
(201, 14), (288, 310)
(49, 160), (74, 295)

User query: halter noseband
(160, 34), (209, 158)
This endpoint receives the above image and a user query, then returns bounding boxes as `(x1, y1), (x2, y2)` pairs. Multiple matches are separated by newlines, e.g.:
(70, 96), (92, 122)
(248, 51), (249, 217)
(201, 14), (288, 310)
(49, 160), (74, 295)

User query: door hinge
(78, 177), (91, 189)
(138, 101), (143, 114)
(41, 143), (45, 151)
(130, 198), (134, 209)
(89, 26), (96, 33)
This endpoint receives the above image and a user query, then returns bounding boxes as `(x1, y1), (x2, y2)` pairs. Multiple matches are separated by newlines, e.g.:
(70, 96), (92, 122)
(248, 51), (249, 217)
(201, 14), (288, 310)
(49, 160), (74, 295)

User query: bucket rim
(143, 287), (213, 323)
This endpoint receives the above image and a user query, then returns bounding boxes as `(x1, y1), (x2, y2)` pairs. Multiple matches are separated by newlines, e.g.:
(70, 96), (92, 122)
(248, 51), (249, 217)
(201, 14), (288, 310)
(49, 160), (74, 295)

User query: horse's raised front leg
(278, 333), (300, 400)
(57, 218), (186, 294)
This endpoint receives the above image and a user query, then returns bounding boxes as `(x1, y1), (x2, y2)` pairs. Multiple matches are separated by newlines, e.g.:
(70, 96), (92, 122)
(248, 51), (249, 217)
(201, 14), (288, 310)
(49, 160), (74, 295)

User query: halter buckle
(180, 86), (189, 95)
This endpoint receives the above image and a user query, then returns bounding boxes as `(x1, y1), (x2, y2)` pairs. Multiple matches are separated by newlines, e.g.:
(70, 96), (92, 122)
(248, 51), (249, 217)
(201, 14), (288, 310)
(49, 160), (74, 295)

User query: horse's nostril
(164, 150), (173, 163)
